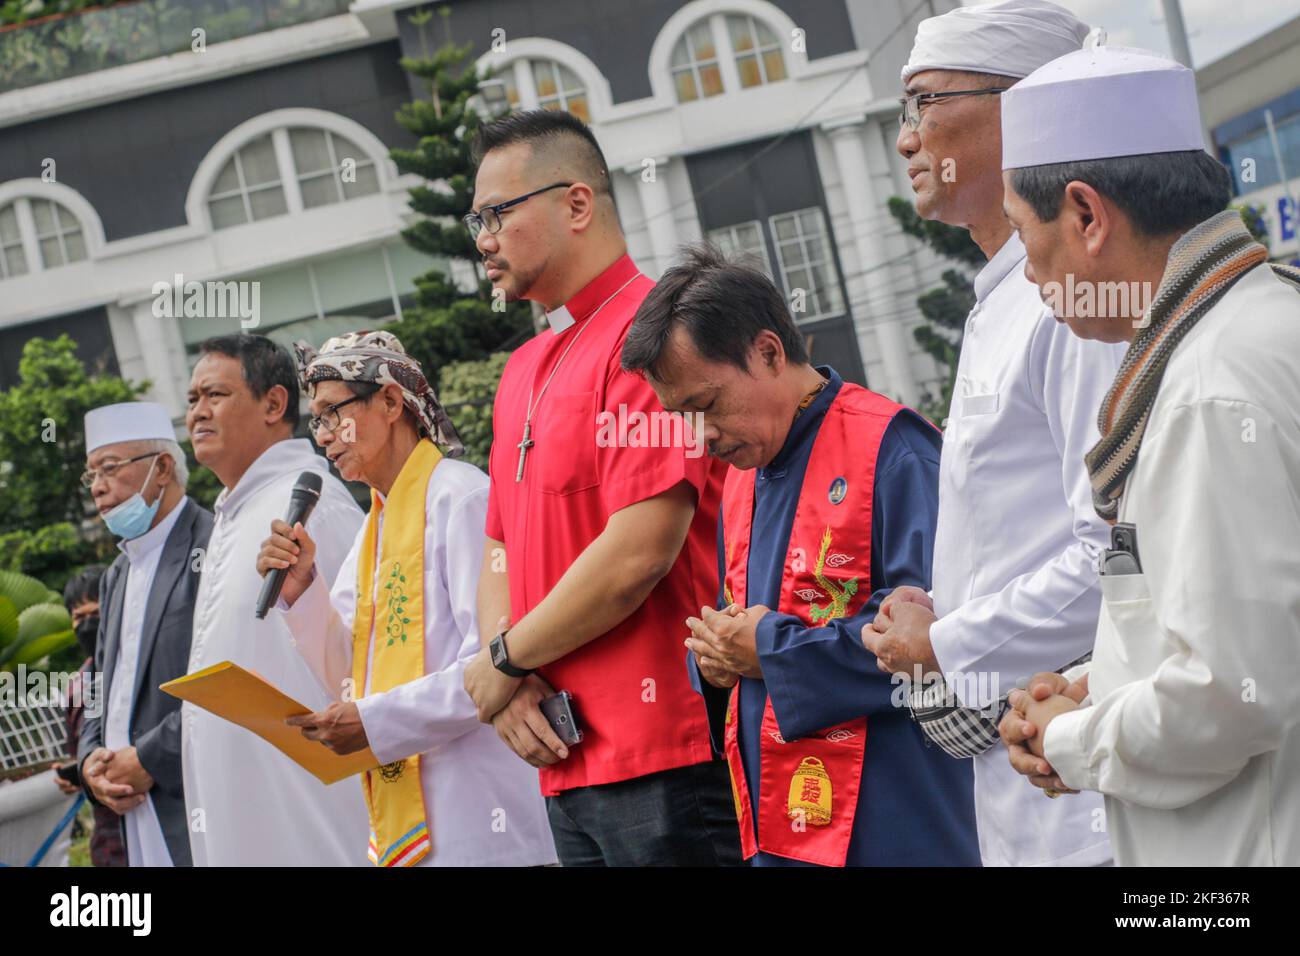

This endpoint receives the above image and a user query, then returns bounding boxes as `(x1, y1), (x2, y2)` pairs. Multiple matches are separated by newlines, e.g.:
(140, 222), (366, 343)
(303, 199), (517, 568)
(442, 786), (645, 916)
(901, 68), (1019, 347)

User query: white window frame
(0, 196), (90, 280)
(291, 128), (379, 209)
(206, 132), (290, 229)
(707, 219), (773, 278)
(530, 60), (589, 117)
(671, 17), (729, 102)
(768, 207), (845, 323)
(504, 57), (591, 120)
(726, 13), (785, 88)
(206, 126), (383, 230)
(0, 201), (30, 279)
(29, 197), (86, 269)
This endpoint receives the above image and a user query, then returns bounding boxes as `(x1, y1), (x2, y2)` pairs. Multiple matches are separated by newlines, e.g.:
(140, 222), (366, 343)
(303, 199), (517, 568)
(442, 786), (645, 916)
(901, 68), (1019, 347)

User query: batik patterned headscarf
(293, 330), (464, 458)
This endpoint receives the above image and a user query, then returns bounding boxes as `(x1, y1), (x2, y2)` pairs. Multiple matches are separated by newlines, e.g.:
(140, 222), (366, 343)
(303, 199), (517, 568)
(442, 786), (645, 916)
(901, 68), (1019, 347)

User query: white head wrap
(902, 0), (1091, 84)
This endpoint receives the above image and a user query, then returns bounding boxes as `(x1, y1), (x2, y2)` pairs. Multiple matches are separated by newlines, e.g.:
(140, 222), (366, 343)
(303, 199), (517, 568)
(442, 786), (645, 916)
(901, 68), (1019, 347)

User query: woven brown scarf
(1086, 210), (1300, 520)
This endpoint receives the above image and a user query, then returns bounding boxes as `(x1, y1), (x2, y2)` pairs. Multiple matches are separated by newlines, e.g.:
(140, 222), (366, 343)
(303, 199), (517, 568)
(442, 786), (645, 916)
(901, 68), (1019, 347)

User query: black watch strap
(491, 631), (532, 678)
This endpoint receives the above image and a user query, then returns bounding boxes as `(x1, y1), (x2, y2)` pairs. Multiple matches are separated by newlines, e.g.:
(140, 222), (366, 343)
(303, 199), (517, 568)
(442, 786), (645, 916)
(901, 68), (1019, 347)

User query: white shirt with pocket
(1045, 262), (1300, 866)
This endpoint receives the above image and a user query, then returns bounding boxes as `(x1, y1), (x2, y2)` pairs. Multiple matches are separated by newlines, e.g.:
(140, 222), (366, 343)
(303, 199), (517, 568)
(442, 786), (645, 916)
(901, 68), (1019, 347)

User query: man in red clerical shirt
(460, 110), (741, 866)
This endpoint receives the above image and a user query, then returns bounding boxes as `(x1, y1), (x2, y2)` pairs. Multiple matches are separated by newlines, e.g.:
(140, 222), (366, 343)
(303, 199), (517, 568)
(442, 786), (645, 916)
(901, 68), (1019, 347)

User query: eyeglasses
(463, 182), (574, 239)
(309, 394), (369, 436)
(898, 88), (1007, 131)
(80, 452), (159, 489)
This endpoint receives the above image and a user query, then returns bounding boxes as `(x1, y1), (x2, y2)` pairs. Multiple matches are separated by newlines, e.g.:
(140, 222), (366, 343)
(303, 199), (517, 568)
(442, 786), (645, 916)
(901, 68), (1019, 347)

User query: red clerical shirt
(486, 254), (725, 796)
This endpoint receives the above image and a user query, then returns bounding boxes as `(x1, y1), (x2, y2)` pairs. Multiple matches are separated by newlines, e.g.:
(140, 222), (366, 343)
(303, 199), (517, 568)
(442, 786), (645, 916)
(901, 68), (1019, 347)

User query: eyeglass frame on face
(463, 181), (574, 239)
(898, 87), (1007, 131)
(80, 452), (160, 489)
(309, 393), (371, 437)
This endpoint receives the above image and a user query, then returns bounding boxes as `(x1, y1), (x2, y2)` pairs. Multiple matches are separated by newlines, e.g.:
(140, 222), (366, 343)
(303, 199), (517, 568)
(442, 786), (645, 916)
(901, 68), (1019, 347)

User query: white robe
(929, 233), (1126, 866)
(279, 455), (556, 866)
(182, 438), (368, 866)
(1045, 262), (1300, 866)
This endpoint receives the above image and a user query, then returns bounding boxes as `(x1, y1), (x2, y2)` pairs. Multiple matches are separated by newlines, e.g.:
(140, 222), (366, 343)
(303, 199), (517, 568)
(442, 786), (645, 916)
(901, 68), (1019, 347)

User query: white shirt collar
(214, 438), (322, 520)
(974, 232), (1028, 304)
(119, 496), (188, 562)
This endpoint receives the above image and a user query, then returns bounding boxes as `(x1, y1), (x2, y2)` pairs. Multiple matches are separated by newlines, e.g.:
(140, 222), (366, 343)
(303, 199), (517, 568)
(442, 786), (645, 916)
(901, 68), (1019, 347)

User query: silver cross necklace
(516, 273), (640, 482)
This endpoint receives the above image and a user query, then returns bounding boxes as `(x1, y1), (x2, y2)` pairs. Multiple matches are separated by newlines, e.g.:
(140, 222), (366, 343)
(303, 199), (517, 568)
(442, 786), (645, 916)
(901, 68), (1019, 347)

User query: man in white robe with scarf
(257, 331), (555, 867)
(183, 333), (367, 865)
(997, 44), (1300, 865)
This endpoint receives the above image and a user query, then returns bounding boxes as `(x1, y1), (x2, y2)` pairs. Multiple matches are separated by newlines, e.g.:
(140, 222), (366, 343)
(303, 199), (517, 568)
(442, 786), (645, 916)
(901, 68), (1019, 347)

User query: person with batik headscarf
(257, 330), (556, 867)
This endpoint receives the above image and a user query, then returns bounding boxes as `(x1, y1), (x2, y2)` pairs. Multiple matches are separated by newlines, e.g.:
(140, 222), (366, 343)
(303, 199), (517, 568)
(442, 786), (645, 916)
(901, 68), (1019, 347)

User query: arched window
(0, 197), (89, 279)
(205, 126), (381, 231)
(667, 9), (790, 103)
(671, 20), (724, 102)
(499, 58), (591, 122)
(727, 13), (786, 88)
(207, 133), (287, 229)
(0, 204), (27, 278)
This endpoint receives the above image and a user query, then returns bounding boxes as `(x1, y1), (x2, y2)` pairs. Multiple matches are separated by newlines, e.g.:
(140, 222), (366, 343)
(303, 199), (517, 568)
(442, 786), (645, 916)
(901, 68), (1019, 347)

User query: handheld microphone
(254, 471), (324, 619)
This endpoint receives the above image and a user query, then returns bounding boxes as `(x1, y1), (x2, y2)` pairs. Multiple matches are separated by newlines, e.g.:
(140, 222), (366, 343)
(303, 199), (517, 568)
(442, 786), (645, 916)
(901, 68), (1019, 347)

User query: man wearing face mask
(77, 401), (213, 867)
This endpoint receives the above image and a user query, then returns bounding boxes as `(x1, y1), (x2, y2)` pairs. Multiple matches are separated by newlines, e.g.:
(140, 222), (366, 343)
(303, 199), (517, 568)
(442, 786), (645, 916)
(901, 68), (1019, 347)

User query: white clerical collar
(120, 496), (188, 561)
(545, 304), (576, 335)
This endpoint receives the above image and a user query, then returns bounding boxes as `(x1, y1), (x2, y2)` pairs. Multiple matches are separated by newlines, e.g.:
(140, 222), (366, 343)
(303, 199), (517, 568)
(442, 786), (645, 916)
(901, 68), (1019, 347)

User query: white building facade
(0, 0), (958, 414)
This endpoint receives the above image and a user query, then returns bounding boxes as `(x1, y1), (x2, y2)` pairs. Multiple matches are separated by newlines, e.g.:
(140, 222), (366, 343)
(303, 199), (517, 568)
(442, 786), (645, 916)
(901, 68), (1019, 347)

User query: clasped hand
(998, 672), (1089, 794)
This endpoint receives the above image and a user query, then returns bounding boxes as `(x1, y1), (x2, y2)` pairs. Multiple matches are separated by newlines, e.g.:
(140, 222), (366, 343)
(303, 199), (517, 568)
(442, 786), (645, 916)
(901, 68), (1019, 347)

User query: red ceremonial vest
(721, 382), (903, 866)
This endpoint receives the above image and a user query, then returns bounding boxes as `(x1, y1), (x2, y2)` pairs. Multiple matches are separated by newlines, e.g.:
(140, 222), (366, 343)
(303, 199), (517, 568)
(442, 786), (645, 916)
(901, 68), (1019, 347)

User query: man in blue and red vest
(621, 243), (979, 866)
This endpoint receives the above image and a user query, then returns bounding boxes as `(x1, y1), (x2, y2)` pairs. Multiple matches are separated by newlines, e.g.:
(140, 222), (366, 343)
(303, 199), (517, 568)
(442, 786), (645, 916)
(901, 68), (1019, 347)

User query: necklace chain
(525, 273), (639, 421)
(515, 272), (640, 482)
(795, 375), (829, 419)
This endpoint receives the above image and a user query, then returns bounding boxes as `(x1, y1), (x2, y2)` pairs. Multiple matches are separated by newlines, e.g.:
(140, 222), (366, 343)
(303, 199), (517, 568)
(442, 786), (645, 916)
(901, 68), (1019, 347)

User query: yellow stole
(352, 438), (441, 866)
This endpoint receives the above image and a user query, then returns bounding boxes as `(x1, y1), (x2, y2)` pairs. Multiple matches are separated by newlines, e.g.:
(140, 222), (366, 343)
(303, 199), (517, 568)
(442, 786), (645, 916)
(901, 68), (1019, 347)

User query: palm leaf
(18, 603), (71, 645)
(0, 569), (53, 615)
(9, 628), (77, 668)
(0, 596), (17, 649)
(0, 604), (72, 667)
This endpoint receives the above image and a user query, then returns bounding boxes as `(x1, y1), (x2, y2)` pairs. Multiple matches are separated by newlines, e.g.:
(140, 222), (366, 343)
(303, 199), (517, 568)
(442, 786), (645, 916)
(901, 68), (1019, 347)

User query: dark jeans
(545, 759), (743, 866)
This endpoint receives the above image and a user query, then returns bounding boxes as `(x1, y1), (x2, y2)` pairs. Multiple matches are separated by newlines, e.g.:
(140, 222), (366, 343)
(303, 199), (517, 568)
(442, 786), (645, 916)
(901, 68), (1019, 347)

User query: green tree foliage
(1232, 203), (1270, 252)
(0, 336), (143, 641)
(1, 0), (127, 28)
(0, 335), (143, 533)
(384, 6), (533, 393)
(0, 523), (106, 594)
(888, 196), (982, 422)
(438, 352), (509, 470)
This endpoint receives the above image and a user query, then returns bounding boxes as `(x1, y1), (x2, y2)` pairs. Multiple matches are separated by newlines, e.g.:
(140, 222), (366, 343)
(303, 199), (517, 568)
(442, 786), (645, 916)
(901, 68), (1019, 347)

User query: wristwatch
(489, 629), (532, 678)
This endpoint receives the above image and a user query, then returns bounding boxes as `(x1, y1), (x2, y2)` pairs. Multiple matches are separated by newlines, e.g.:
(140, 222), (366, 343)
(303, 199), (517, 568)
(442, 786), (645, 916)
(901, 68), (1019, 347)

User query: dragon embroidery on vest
(808, 526), (858, 623)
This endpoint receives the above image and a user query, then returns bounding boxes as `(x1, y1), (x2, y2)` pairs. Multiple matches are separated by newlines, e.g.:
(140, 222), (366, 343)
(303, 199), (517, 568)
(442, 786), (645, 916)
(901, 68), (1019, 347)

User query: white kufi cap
(85, 401), (174, 454)
(1002, 41), (1206, 169)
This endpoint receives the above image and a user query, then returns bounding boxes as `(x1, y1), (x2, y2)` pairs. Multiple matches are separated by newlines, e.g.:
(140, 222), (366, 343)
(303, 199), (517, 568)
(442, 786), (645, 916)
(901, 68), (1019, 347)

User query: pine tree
(385, 5), (532, 387)
(888, 196), (982, 422)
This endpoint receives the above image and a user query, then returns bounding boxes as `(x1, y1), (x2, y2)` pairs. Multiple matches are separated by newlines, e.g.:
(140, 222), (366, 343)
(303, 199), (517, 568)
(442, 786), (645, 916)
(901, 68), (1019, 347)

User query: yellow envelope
(161, 661), (377, 785)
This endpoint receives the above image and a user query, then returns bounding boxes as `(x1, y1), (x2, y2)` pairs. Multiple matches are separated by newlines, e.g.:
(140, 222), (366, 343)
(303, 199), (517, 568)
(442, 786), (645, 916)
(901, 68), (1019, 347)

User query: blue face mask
(103, 456), (161, 540)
